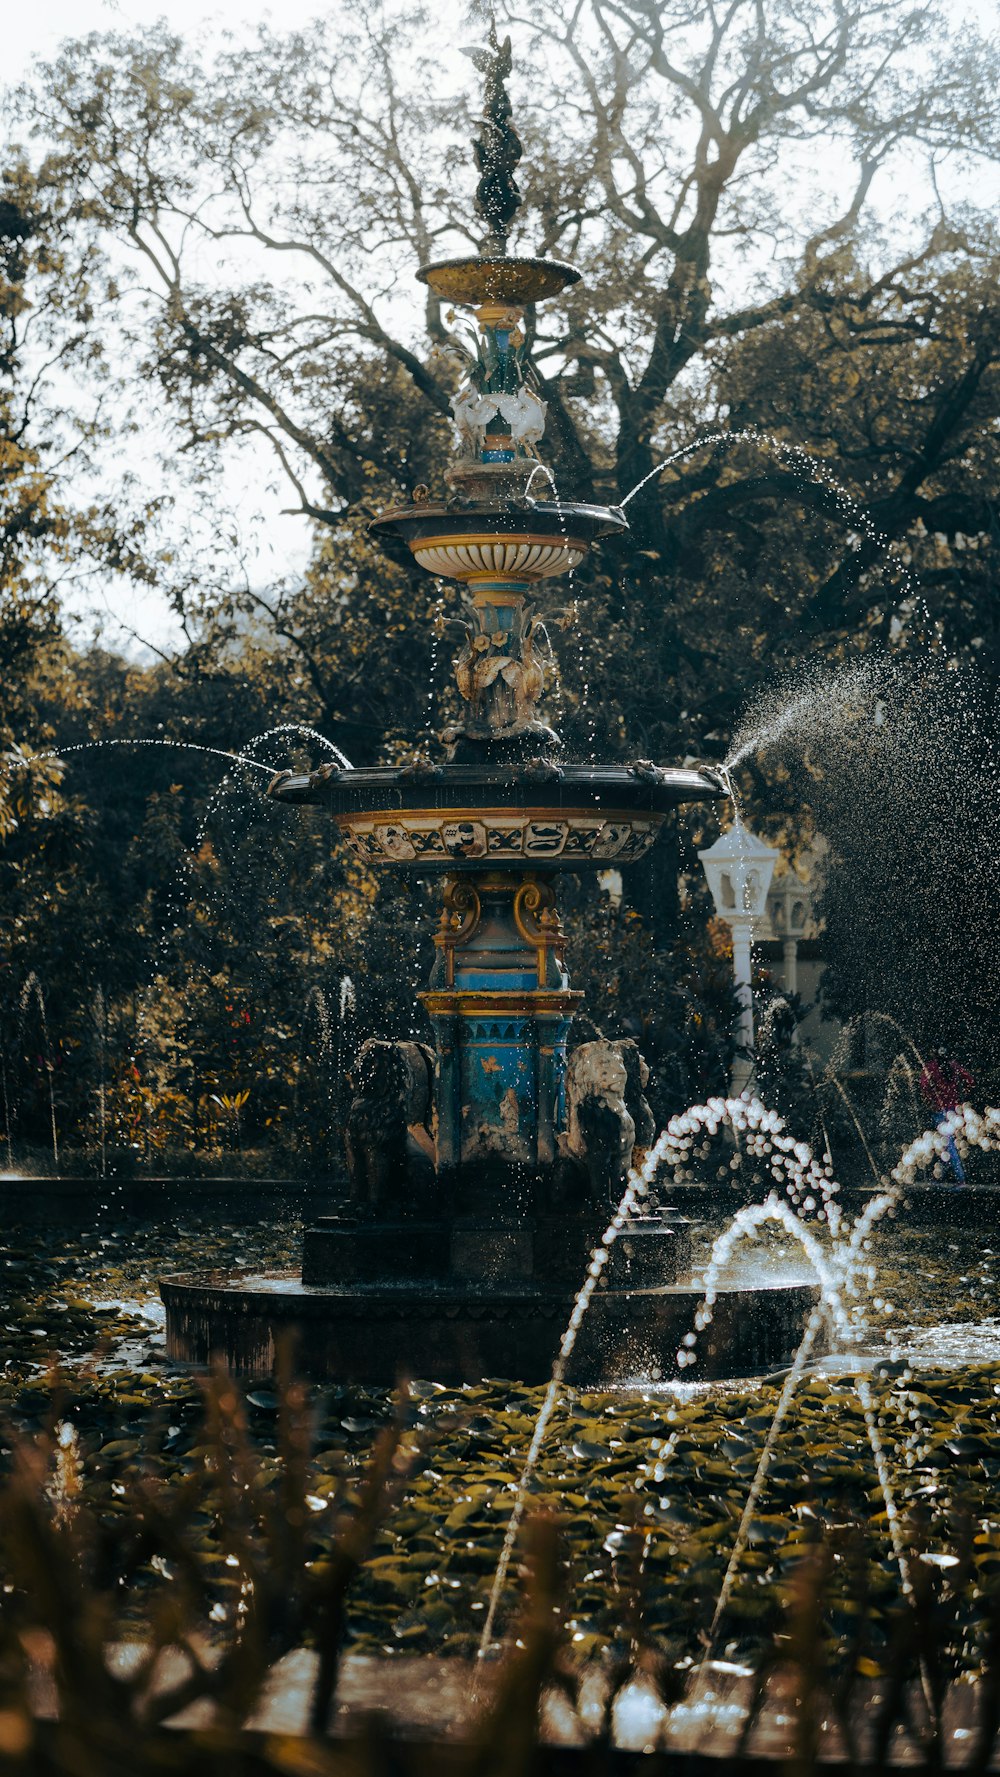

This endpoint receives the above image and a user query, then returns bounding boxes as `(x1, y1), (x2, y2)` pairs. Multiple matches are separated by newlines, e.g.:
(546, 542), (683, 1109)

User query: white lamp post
(699, 820), (779, 1096)
(766, 878), (812, 998)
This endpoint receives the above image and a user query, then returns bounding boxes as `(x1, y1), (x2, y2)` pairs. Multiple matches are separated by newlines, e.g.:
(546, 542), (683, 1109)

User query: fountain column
(782, 936), (799, 997)
(421, 873), (579, 1192)
(728, 911), (756, 1096)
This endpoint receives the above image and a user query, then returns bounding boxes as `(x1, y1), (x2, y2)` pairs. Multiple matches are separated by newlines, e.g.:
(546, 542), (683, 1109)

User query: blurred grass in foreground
(5, 1354), (1000, 1773)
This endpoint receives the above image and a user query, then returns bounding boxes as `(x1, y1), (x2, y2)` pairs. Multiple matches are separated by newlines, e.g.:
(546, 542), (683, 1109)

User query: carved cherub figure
(454, 613), (544, 730)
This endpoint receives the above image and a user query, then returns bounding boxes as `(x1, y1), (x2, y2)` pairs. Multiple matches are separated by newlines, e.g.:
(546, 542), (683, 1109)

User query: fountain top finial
(416, 8), (579, 308)
(462, 5), (522, 256)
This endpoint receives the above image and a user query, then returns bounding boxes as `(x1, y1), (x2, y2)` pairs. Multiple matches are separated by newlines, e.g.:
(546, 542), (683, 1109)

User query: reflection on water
(0, 1205), (300, 1382)
(91, 1297), (165, 1324)
(611, 1676), (670, 1751)
(688, 1213), (1000, 1373)
(819, 1317), (1000, 1374)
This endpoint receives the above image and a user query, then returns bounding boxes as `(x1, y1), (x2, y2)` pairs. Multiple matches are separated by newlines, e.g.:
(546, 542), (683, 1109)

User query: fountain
(160, 21), (818, 1386)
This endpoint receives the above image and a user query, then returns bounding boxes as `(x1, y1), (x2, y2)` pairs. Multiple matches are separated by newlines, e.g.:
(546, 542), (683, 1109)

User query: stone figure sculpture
(344, 1038), (435, 1214)
(562, 1036), (656, 1204)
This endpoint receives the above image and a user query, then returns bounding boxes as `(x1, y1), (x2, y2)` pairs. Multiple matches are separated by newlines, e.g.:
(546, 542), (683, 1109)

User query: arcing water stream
(1, 723), (359, 1173)
(478, 1092), (1000, 1685)
(2, 724), (354, 785)
(619, 428), (921, 620)
(16, 971), (60, 1170)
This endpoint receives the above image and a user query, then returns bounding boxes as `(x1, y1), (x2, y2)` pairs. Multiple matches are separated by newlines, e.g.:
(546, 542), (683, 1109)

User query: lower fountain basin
(160, 1270), (819, 1386)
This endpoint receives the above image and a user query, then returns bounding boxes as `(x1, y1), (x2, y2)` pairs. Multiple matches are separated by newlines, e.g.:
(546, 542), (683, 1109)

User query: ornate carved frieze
(337, 807), (662, 867)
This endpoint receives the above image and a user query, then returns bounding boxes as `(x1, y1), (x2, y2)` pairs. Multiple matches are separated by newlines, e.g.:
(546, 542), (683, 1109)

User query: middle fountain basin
(268, 761), (725, 872)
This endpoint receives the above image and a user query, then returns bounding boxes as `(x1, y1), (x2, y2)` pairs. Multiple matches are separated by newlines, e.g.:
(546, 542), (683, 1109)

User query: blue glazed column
(420, 873), (580, 1185)
(461, 1009), (537, 1164)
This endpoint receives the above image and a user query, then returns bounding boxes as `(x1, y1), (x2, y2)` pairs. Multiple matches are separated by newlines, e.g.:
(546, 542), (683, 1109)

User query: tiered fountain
(161, 24), (817, 1383)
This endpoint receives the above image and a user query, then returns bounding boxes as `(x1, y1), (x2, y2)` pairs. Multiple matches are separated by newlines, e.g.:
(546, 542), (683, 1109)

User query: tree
(21, 1), (999, 668)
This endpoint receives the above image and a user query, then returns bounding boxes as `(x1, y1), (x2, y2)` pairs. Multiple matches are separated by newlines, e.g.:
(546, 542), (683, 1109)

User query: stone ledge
(160, 1272), (818, 1386)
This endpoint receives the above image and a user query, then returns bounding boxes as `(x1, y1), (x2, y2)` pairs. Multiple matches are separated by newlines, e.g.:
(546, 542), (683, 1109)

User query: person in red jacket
(919, 1047), (974, 1184)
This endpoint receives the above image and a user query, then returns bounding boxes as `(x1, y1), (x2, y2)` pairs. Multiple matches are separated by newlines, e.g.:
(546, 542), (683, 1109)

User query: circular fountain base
(162, 1212), (818, 1384)
(160, 1271), (819, 1386)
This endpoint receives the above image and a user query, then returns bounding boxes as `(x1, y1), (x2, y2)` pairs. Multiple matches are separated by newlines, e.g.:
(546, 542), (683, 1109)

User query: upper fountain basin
(416, 255), (581, 306)
(268, 760), (727, 873)
(369, 499), (627, 584)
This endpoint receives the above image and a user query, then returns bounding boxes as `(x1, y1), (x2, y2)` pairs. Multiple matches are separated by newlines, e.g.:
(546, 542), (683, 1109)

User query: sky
(5, 6), (380, 656)
(7, 0), (364, 72)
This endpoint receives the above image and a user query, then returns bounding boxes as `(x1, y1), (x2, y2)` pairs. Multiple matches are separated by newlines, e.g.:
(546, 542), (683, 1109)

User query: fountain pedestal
(300, 1212), (689, 1290)
(421, 873), (578, 1189)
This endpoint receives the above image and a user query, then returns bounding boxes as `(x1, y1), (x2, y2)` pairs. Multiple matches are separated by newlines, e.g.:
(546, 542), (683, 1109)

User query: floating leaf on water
(569, 1440), (612, 1462)
(443, 1499), (482, 1531)
(100, 1438), (139, 1459)
(656, 1503), (700, 1529)
(744, 1518), (787, 1546)
(856, 1656), (884, 1678)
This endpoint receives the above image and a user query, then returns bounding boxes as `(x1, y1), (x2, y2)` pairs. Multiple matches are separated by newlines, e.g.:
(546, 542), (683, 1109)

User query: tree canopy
(2, 0), (999, 1170)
